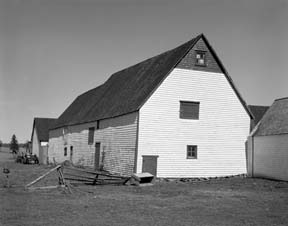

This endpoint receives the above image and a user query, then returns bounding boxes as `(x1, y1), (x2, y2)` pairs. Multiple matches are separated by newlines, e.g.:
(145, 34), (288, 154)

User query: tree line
(0, 135), (30, 154)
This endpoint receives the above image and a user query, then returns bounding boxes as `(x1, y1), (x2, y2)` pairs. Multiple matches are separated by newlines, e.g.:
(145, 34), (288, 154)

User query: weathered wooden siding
(253, 134), (288, 181)
(138, 68), (250, 178)
(32, 127), (40, 157)
(49, 112), (138, 176)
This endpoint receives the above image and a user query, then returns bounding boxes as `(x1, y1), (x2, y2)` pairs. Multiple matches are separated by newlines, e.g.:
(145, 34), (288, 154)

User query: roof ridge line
(275, 97), (288, 101)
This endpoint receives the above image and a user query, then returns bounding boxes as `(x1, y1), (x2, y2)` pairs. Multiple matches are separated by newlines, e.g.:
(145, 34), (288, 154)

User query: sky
(0, 0), (287, 143)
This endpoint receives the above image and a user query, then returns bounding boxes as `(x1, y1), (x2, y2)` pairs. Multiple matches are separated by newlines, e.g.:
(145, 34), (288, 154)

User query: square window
(187, 145), (197, 159)
(88, 127), (95, 145)
(195, 51), (206, 66)
(180, 101), (200, 119)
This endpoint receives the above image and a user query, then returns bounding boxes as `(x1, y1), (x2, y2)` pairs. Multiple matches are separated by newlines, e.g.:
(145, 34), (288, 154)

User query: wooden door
(39, 146), (48, 164)
(42, 146), (48, 165)
(94, 142), (101, 170)
(142, 155), (158, 176)
(70, 146), (73, 163)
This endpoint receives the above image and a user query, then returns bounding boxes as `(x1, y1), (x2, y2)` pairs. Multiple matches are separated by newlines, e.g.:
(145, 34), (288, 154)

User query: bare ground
(0, 147), (288, 226)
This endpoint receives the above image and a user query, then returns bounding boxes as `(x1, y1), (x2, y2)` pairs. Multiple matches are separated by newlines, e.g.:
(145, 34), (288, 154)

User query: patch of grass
(0, 150), (288, 226)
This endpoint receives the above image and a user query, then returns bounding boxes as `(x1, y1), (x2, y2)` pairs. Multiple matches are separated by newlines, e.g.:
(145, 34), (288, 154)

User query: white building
(49, 34), (253, 177)
(248, 97), (288, 181)
(31, 118), (56, 164)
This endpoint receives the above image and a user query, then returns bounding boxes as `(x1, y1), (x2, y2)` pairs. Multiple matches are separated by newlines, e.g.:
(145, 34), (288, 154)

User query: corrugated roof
(32, 118), (57, 141)
(248, 105), (270, 130)
(254, 97), (288, 136)
(52, 34), (253, 129)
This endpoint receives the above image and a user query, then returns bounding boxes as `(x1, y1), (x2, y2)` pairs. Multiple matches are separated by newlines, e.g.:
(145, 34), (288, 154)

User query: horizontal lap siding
(254, 134), (288, 181)
(49, 112), (138, 176)
(96, 113), (138, 176)
(138, 69), (250, 178)
(49, 128), (70, 163)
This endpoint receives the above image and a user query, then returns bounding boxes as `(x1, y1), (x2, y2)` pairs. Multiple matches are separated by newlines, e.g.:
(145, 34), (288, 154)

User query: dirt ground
(0, 147), (288, 226)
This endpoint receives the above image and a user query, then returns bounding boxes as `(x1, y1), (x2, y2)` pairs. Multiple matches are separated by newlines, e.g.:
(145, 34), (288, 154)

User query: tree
(10, 134), (19, 154)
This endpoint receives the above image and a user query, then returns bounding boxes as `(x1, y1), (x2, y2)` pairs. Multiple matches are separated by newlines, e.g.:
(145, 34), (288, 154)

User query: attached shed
(247, 97), (288, 181)
(49, 34), (253, 178)
(31, 118), (56, 164)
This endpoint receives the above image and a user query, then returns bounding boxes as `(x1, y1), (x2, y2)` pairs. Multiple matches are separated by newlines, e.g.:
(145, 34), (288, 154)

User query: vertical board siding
(254, 134), (288, 181)
(48, 112), (138, 176)
(138, 68), (250, 178)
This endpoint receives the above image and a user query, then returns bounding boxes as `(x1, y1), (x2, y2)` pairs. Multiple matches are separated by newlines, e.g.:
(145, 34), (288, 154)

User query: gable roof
(253, 97), (288, 136)
(248, 105), (270, 129)
(32, 118), (57, 142)
(52, 34), (253, 129)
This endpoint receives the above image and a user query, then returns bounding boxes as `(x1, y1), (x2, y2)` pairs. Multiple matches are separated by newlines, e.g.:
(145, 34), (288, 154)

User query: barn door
(94, 142), (101, 170)
(42, 146), (48, 165)
(142, 155), (158, 176)
(70, 146), (73, 163)
(39, 146), (48, 164)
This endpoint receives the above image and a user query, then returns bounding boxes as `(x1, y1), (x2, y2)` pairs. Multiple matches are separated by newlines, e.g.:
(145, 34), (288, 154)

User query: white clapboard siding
(49, 112), (138, 176)
(137, 68), (250, 177)
(32, 128), (40, 157)
(253, 134), (288, 181)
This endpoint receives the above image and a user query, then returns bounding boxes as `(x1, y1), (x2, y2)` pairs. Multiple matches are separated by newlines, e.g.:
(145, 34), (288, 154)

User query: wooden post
(59, 165), (72, 194)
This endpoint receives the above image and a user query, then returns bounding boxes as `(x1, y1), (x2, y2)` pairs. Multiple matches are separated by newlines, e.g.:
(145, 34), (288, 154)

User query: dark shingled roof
(254, 97), (288, 136)
(248, 105), (270, 130)
(52, 34), (253, 129)
(32, 118), (57, 142)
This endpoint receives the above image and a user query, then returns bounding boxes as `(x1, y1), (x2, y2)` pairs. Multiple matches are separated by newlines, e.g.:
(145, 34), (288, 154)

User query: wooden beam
(26, 165), (61, 188)
(27, 185), (65, 190)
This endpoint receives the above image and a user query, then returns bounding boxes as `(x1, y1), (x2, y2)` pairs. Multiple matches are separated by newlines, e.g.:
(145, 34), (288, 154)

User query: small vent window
(180, 101), (200, 119)
(195, 50), (206, 66)
(187, 145), (197, 159)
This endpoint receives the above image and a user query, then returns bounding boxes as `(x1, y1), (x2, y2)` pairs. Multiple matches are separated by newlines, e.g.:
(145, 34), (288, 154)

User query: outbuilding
(247, 97), (288, 181)
(31, 118), (56, 164)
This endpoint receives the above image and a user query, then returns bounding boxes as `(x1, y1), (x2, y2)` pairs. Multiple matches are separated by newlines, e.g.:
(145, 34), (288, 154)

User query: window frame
(187, 145), (197, 159)
(64, 147), (67, 156)
(179, 101), (200, 120)
(195, 50), (207, 67)
(88, 127), (95, 145)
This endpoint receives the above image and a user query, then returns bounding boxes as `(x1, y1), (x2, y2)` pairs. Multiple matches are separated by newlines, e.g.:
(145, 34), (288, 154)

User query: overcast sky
(0, 0), (288, 143)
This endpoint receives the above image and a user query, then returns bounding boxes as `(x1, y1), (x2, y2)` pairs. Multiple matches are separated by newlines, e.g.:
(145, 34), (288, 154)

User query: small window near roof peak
(195, 50), (206, 66)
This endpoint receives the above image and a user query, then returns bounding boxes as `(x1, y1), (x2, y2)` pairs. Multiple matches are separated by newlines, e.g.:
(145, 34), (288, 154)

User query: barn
(49, 34), (253, 177)
(31, 118), (56, 164)
(247, 97), (288, 181)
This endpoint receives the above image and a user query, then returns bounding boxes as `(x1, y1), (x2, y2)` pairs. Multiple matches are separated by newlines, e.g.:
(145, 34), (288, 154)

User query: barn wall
(32, 127), (40, 157)
(253, 134), (288, 181)
(138, 68), (250, 178)
(49, 112), (138, 176)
